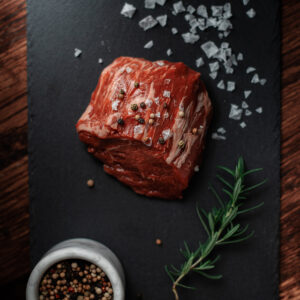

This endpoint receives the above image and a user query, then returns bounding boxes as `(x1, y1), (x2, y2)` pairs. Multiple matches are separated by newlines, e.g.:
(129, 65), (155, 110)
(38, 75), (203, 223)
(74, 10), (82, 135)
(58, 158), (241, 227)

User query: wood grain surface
(0, 0), (299, 298)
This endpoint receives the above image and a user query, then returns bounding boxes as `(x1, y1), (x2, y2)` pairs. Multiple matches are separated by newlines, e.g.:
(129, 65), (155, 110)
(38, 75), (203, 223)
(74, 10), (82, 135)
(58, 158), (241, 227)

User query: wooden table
(0, 0), (299, 298)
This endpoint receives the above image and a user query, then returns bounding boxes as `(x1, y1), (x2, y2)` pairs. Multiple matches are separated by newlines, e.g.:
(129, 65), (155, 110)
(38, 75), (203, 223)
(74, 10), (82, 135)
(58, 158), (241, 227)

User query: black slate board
(27, 1), (280, 299)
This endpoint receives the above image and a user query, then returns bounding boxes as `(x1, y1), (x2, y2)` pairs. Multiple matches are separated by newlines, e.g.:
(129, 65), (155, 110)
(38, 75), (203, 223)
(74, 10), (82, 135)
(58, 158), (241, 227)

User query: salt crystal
(209, 72), (218, 80)
(187, 5), (196, 14)
(126, 67), (133, 73)
(244, 90), (252, 99)
(211, 6), (223, 17)
(227, 81), (236, 92)
(221, 42), (229, 49)
(171, 27), (178, 35)
(237, 53), (243, 61)
(245, 109), (252, 116)
(194, 165), (200, 172)
(251, 73), (260, 83)
(218, 33), (224, 39)
(145, 99), (153, 107)
(223, 31), (230, 37)
(217, 80), (225, 90)
(195, 57), (205, 68)
(156, 61), (164, 66)
(223, 3), (232, 19)
(112, 100), (120, 111)
(163, 90), (171, 97)
(246, 66), (256, 73)
(182, 32), (200, 44)
(166, 48), (173, 56)
(242, 0), (250, 5)
(217, 127), (226, 134)
(184, 14), (195, 22)
(231, 54), (238, 66)
(229, 104), (243, 120)
(240, 122), (247, 128)
(98, 58), (103, 64)
(154, 97), (160, 104)
(256, 107), (263, 114)
(145, 0), (156, 9)
(197, 5), (208, 18)
(212, 133), (226, 141)
(209, 61), (219, 72)
(197, 18), (206, 31)
(156, 15), (168, 27)
(164, 112), (169, 119)
(139, 15), (158, 31)
(241, 101), (249, 109)
(218, 19), (232, 31)
(155, 112), (161, 118)
(206, 17), (218, 28)
(120, 3), (136, 19)
(260, 78), (267, 85)
(134, 125), (144, 136)
(225, 67), (234, 74)
(173, 1), (186, 14)
(162, 129), (173, 141)
(246, 8), (256, 18)
(156, 0), (167, 6)
(201, 41), (219, 58)
(144, 40), (154, 49)
(74, 48), (82, 57)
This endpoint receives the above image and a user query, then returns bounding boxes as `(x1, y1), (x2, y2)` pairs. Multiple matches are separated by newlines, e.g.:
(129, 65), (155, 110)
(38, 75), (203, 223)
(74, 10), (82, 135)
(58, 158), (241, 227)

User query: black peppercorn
(138, 118), (145, 124)
(163, 102), (168, 108)
(134, 82), (140, 88)
(158, 137), (165, 145)
(117, 118), (124, 125)
(131, 104), (138, 111)
(120, 89), (125, 94)
(140, 102), (146, 109)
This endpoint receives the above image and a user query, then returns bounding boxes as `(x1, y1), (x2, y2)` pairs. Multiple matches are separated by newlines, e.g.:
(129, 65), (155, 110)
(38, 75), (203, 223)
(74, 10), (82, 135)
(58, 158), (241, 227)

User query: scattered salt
(229, 104), (243, 120)
(162, 129), (173, 141)
(166, 48), (173, 56)
(194, 165), (200, 172)
(171, 27), (178, 35)
(227, 81), (236, 92)
(155, 112), (161, 118)
(217, 127), (226, 134)
(120, 3), (136, 19)
(201, 41), (219, 58)
(74, 48), (82, 57)
(260, 78), (267, 85)
(98, 58), (103, 64)
(241, 101), (249, 109)
(217, 80), (225, 90)
(156, 0), (167, 6)
(145, 99), (153, 107)
(134, 125), (144, 136)
(209, 72), (218, 80)
(246, 8), (256, 18)
(182, 32), (200, 44)
(237, 53), (243, 61)
(187, 5), (196, 14)
(240, 122), (247, 128)
(195, 57), (205, 68)
(211, 5), (223, 17)
(173, 1), (186, 14)
(242, 0), (250, 5)
(154, 97), (160, 104)
(251, 73), (260, 84)
(245, 109), (252, 116)
(209, 61), (219, 72)
(246, 66), (256, 73)
(156, 15), (167, 27)
(197, 5), (208, 18)
(163, 90), (171, 97)
(256, 107), (263, 114)
(139, 15), (158, 31)
(145, 0), (156, 9)
(112, 100), (120, 111)
(218, 19), (232, 32)
(244, 90), (252, 99)
(144, 40), (154, 49)
(206, 17), (218, 28)
(212, 133), (226, 141)
(126, 67), (133, 73)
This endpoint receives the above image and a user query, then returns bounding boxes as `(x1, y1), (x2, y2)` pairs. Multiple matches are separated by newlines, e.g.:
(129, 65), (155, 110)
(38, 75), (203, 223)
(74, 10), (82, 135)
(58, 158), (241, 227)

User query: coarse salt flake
(162, 129), (173, 141)
(182, 32), (200, 44)
(240, 122), (247, 128)
(245, 109), (252, 116)
(244, 90), (252, 99)
(194, 165), (200, 172)
(126, 67), (133, 73)
(195, 57), (205, 68)
(246, 66), (256, 73)
(251, 73), (260, 84)
(212, 133), (226, 141)
(197, 5), (208, 18)
(256, 107), (263, 114)
(217, 80), (225, 90)
(227, 81), (236, 92)
(211, 5), (223, 17)
(112, 100), (120, 111)
(237, 53), (243, 61)
(145, 99), (153, 107)
(217, 127), (226, 134)
(241, 101), (249, 109)
(243, 0), (250, 5)
(246, 8), (256, 18)
(98, 58), (103, 64)
(229, 104), (243, 120)
(139, 15), (158, 31)
(187, 5), (196, 14)
(134, 125), (144, 136)
(260, 78), (267, 85)
(156, 15), (167, 27)
(166, 48), (173, 56)
(201, 41), (219, 58)
(144, 40), (154, 49)
(145, 0), (156, 9)
(120, 3), (136, 19)
(173, 1), (186, 14)
(154, 97), (160, 104)
(209, 61), (219, 72)
(209, 72), (218, 80)
(163, 90), (171, 98)
(156, 0), (167, 6)
(74, 48), (82, 57)
(171, 27), (178, 35)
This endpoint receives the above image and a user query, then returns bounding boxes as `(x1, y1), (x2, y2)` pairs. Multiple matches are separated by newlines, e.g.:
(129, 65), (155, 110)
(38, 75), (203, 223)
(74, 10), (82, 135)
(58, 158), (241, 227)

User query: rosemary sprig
(165, 157), (266, 300)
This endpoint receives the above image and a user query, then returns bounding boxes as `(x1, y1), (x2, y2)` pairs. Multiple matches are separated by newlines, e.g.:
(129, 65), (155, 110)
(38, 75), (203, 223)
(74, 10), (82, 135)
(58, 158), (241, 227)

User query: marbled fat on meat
(76, 57), (212, 199)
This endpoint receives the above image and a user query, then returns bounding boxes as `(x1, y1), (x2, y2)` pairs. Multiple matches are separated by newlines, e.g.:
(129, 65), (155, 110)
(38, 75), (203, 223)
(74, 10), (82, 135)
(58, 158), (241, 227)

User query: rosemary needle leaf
(166, 158), (265, 300)
(176, 283), (196, 290)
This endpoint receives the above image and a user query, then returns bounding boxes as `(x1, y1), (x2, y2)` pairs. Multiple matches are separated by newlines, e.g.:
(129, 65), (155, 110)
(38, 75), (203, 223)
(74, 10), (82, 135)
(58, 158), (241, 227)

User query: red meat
(76, 57), (212, 199)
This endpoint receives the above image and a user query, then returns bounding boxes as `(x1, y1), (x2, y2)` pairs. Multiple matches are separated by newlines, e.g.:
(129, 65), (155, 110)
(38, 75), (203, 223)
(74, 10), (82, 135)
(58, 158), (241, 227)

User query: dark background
(2, 0), (284, 299)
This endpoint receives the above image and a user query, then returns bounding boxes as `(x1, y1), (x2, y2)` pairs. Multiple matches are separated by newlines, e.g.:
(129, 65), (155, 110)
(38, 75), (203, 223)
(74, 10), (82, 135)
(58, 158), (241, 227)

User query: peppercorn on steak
(76, 57), (212, 199)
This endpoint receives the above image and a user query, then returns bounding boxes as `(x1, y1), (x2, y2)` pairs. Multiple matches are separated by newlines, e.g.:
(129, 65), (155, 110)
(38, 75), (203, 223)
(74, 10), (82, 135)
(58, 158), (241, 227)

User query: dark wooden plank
(0, 0), (299, 298)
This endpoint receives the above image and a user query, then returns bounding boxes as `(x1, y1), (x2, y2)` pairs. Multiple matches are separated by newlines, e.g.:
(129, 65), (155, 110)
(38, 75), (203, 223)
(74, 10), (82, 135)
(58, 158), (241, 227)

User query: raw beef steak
(76, 57), (212, 199)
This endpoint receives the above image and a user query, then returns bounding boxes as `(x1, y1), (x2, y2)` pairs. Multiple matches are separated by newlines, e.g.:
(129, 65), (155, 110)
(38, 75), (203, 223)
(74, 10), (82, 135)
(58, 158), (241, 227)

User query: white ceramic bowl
(26, 238), (125, 300)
